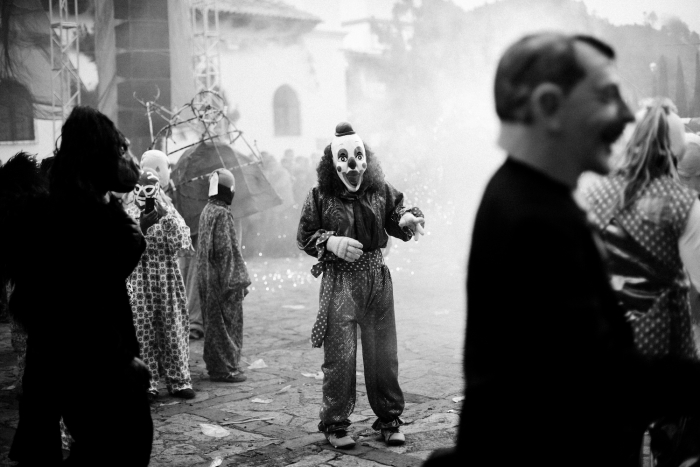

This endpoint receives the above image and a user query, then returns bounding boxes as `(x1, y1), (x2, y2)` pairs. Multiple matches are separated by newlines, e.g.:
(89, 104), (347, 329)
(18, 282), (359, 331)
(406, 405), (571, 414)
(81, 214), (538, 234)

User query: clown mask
(331, 122), (366, 192)
(134, 170), (160, 211)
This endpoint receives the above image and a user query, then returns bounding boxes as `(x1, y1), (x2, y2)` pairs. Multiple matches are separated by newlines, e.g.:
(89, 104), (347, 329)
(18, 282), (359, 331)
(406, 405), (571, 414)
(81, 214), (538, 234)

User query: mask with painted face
(134, 170), (160, 212)
(331, 122), (366, 193)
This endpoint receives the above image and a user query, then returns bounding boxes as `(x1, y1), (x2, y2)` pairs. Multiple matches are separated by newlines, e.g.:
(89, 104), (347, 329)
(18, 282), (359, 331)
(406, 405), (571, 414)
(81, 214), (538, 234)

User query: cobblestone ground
(0, 230), (466, 466)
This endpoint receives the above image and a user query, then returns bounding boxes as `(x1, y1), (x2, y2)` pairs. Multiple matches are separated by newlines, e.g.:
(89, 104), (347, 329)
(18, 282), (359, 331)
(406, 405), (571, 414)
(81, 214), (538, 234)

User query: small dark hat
(335, 122), (355, 137)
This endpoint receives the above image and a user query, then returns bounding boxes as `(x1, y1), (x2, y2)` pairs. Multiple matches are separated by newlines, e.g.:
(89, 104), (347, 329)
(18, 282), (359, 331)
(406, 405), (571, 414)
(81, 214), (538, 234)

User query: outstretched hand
(326, 235), (364, 262)
(399, 212), (426, 242)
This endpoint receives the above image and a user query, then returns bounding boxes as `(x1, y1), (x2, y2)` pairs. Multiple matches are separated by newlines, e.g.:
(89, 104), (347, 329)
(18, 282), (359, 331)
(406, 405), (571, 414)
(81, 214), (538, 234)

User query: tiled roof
(213, 0), (320, 23)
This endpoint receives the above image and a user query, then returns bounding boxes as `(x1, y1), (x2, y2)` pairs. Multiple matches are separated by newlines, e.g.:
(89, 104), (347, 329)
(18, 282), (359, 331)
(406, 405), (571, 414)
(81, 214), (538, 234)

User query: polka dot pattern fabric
(585, 175), (699, 359)
(126, 202), (194, 394)
(586, 176), (694, 269)
(311, 250), (385, 347)
(627, 288), (696, 359)
(318, 260), (404, 432)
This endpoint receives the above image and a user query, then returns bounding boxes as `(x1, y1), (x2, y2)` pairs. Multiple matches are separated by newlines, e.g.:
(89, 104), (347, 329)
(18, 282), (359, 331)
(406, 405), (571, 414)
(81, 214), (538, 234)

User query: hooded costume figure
(6, 106), (152, 466)
(297, 122), (425, 449)
(197, 168), (252, 382)
(125, 150), (194, 401)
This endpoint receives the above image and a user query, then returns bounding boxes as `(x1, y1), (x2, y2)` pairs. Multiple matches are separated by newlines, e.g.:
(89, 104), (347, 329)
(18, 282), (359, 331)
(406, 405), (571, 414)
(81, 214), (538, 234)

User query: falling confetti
(200, 423), (230, 438)
(302, 371), (324, 380)
(247, 359), (268, 369)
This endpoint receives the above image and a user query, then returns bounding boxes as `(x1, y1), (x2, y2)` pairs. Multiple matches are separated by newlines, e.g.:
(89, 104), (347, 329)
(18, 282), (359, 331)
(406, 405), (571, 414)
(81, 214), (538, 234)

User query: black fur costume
(1, 106), (153, 466)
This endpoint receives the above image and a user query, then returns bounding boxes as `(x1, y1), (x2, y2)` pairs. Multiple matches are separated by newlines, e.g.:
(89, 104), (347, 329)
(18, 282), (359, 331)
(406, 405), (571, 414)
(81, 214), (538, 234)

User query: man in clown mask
(297, 122), (425, 449)
(197, 168), (252, 383)
(125, 150), (195, 402)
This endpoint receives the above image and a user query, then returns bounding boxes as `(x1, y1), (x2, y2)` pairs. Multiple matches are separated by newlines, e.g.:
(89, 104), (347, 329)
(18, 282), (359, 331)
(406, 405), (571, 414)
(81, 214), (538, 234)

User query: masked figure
(197, 168), (251, 382)
(297, 122), (425, 449)
(126, 150), (195, 402)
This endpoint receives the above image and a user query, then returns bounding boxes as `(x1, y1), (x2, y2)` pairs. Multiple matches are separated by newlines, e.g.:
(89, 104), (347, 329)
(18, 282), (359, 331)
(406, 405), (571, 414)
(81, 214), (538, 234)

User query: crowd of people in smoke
(3, 29), (700, 467)
(240, 148), (320, 258)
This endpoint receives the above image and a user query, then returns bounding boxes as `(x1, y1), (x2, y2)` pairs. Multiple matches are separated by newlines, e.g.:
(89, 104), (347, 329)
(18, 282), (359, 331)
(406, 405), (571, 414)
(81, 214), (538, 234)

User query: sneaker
(325, 429), (356, 449)
(381, 427), (405, 446)
(172, 388), (196, 399)
(210, 373), (247, 383)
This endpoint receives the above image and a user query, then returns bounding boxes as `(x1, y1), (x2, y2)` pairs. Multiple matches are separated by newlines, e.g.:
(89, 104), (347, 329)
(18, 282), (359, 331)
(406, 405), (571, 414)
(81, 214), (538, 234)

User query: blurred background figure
(292, 154), (315, 208)
(281, 148), (295, 175)
(241, 151), (298, 257)
(678, 133), (700, 191)
(584, 98), (700, 465)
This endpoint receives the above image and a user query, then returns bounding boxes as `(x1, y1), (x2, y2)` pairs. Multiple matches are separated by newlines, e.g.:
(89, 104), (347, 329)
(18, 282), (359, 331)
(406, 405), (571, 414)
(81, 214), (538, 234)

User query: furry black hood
(0, 152), (49, 323)
(316, 143), (385, 197)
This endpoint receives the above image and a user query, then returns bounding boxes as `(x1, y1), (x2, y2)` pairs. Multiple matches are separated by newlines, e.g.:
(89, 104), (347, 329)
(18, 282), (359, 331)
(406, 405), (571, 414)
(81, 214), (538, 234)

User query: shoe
(172, 388), (196, 399)
(189, 329), (204, 340)
(381, 427), (405, 446)
(210, 373), (247, 383)
(147, 392), (158, 404)
(325, 429), (356, 449)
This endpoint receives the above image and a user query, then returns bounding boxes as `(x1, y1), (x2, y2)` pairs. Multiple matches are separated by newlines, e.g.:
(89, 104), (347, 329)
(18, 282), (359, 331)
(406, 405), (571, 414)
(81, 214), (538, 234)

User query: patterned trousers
(318, 264), (404, 432)
(202, 296), (244, 378)
(130, 293), (193, 394)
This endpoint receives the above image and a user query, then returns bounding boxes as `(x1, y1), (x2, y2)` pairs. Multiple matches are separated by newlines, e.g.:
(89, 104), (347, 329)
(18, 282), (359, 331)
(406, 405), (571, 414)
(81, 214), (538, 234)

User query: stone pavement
(0, 232), (467, 466)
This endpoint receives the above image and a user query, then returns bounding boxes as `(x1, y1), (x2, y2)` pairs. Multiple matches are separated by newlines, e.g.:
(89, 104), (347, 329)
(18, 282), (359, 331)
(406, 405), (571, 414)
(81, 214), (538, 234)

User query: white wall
(218, 29), (347, 159)
(0, 119), (56, 163)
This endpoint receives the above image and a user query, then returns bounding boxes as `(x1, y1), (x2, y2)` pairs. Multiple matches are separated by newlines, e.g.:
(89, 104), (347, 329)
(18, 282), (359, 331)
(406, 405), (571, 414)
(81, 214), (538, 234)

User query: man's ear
(530, 83), (564, 131)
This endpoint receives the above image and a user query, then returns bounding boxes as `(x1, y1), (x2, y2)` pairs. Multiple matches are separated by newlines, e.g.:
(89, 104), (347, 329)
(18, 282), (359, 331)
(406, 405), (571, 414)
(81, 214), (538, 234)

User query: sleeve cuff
(315, 231), (336, 260)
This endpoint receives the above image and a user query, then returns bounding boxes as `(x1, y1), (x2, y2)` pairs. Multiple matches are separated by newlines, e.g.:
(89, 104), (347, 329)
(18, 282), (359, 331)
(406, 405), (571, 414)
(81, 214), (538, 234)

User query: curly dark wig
(317, 143), (385, 196)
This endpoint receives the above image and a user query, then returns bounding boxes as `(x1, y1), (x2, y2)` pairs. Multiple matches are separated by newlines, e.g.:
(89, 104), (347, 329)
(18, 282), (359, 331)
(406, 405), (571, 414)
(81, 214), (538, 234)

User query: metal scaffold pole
(49, 0), (81, 142)
(191, 0), (221, 99)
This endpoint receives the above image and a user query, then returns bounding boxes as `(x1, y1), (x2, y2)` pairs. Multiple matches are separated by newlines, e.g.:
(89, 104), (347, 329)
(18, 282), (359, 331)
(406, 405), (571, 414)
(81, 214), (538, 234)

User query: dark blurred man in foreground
(426, 33), (700, 466)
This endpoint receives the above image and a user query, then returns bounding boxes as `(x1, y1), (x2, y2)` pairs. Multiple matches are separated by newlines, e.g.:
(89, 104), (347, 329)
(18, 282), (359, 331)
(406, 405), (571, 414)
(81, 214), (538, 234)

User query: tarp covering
(4, 0), (85, 120)
(169, 142), (282, 236)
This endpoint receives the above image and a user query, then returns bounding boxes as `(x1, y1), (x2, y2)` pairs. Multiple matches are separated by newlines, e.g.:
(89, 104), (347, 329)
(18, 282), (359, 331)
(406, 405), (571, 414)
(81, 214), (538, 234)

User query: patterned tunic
(585, 175), (698, 359)
(196, 199), (251, 378)
(126, 196), (193, 394)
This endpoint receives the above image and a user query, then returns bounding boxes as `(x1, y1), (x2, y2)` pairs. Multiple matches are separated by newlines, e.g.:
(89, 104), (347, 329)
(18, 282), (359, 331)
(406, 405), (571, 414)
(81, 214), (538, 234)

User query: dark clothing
(449, 158), (700, 467)
(10, 195), (152, 466)
(197, 199), (251, 378)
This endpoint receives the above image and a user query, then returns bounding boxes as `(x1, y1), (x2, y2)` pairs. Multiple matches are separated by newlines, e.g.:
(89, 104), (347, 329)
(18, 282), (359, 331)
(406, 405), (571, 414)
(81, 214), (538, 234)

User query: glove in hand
(326, 235), (363, 262)
(399, 212), (426, 242)
(139, 209), (159, 234)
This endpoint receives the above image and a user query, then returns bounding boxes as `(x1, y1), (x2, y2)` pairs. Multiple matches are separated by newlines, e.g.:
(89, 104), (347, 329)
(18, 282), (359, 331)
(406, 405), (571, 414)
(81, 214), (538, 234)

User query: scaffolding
(191, 0), (221, 98)
(49, 0), (81, 141)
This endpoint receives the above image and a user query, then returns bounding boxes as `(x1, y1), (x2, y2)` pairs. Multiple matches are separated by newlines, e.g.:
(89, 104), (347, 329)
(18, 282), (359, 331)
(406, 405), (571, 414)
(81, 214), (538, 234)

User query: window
(273, 85), (300, 136)
(0, 79), (34, 142)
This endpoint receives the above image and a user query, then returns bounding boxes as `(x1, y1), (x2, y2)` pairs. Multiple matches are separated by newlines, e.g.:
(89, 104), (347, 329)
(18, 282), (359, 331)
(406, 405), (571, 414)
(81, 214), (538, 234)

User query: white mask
(331, 133), (366, 192)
